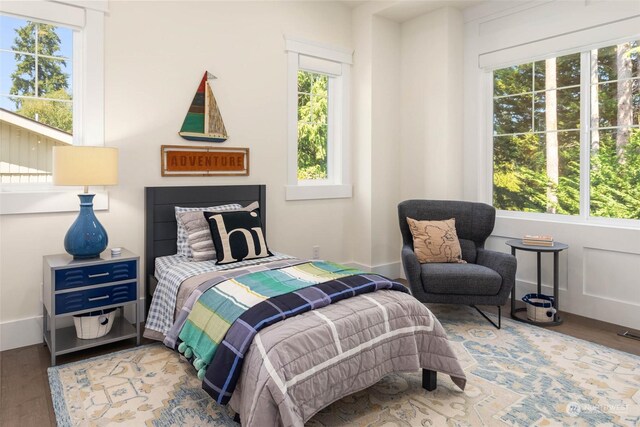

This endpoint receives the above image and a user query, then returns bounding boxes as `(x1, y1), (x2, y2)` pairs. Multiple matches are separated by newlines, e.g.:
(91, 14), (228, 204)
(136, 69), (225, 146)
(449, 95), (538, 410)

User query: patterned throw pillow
(205, 208), (273, 265)
(406, 217), (465, 263)
(178, 202), (259, 262)
(175, 204), (241, 257)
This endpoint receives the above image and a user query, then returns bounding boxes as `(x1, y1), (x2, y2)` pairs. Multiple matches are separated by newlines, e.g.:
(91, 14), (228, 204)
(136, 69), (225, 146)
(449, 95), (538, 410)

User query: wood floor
(1, 309), (638, 427)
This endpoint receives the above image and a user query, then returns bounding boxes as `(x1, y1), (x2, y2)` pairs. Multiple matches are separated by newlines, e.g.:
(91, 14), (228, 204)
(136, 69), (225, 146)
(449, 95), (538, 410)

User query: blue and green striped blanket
(173, 260), (408, 404)
(176, 261), (363, 377)
(203, 272), (408, 404)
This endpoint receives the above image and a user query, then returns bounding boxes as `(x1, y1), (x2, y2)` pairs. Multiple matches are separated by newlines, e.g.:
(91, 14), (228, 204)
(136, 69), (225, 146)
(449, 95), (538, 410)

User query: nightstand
(43, 248), (140, 365)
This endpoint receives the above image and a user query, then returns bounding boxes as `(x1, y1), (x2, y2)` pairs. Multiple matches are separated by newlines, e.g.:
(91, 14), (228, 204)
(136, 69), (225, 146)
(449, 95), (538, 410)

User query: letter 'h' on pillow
(406, 217), (465, 263)
(205, 208), (273, 265)
(178, 202), (259, 262)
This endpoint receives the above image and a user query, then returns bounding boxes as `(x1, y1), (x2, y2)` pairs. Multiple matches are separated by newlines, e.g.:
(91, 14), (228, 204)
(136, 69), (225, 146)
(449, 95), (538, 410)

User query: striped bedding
(173, 261), (364, 377)
(203, 273), (409, 405)
(231, 289), (466, 426)
(146, 256), (466, 426)
(146, 253), (294, 336)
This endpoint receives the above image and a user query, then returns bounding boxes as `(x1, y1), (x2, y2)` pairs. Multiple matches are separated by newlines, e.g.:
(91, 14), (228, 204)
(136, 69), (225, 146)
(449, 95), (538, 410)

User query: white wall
(350, 3), (465, 276)
(400, 7), (464, 201)
(350, 4), (375, 269)
(371, 16), (401, 268)
(0, 0), (354, 350)
(463, 0), (640, 330)
(350, 5), (404, 275)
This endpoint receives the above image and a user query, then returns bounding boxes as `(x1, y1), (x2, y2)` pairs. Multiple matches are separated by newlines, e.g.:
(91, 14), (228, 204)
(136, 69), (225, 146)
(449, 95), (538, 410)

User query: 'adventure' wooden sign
(161, 145), (249, 176)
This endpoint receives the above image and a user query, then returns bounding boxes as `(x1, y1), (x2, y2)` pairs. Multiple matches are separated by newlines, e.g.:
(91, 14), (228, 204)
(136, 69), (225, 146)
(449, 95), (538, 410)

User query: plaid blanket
(176, 262), (363, 374)
(146, 253), (294, 335)
(203, 273), (408, 404)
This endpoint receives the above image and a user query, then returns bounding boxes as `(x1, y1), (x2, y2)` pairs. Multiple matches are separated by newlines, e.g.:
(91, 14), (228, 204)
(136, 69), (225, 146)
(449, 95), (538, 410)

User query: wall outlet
(312, 245), (320, 260)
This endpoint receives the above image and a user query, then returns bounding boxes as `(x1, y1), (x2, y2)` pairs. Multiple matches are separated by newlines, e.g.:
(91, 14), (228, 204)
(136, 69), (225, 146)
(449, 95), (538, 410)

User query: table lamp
(52, 146), (119, 259)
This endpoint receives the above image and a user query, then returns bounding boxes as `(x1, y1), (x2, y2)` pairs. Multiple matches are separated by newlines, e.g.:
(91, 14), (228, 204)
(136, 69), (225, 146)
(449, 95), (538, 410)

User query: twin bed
(143, 185), (466, 426)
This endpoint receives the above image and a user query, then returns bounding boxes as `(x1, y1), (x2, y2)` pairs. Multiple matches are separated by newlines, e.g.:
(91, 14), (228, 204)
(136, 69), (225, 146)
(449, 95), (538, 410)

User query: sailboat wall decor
(179, 71), (228, 143)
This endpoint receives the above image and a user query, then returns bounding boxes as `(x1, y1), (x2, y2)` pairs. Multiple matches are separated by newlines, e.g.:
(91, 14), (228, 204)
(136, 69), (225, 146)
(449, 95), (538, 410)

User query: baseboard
(344, 261), (402, 279)
(0, 315), (43, 351)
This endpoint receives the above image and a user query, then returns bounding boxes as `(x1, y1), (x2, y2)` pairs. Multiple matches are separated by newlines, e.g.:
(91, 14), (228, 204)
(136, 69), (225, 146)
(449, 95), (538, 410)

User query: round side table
(505, 239), (568, 326)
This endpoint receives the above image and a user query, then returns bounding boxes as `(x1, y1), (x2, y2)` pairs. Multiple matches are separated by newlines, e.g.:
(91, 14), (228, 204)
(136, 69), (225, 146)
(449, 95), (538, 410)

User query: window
(0, 2), (106, 214)
(285, 37), (352, 201)
(0, 14), (74, 184)
(492, 39), (640, 221)
(297, 70), (328, 180)
(589, 42), (640, 220)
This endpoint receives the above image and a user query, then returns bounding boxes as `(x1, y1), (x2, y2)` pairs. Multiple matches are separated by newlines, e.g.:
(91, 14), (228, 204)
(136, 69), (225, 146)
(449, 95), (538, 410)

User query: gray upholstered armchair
(398, 200), (517, 328)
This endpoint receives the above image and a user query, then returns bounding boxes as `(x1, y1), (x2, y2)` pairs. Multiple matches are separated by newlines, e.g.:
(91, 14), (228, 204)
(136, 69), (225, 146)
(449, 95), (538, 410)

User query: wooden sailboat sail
(179, 71), (228, 142)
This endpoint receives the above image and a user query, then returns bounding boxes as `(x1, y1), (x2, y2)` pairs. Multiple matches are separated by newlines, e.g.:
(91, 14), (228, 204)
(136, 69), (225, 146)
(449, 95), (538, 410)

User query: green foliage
(493, 133), (557, 213)
(590, 129), (640, 219)
(297, 71), (328, 180)
(17, 89), (72, 133)
(493, 44), (640, 220)
(9, 21), (71, 133)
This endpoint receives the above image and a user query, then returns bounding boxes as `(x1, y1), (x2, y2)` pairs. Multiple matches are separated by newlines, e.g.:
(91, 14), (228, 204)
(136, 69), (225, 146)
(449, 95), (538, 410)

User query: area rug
(48, 305), (640, 426)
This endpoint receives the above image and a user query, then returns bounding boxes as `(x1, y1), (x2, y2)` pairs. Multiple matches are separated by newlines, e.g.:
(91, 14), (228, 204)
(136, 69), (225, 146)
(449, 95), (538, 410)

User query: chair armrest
(401, 244), (422, 295)
(476, 248), (517, 301)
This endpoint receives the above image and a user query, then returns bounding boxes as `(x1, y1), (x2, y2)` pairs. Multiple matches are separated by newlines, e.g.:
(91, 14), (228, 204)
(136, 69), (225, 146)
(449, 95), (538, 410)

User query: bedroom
(1, 0), (639, 425)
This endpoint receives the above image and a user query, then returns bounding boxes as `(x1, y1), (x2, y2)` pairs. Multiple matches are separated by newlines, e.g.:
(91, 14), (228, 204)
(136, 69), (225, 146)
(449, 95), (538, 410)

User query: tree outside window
(0, 16), (72, 132)
(492, 40), (640, 220)
(590, 42), (640, 220)
(297, 70), (329, 180)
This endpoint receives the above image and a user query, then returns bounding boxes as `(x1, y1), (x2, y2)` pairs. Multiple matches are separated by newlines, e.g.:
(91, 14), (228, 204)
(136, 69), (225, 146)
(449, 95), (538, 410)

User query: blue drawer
(56, 282), (137, 314)
(55, 260), (137, 290)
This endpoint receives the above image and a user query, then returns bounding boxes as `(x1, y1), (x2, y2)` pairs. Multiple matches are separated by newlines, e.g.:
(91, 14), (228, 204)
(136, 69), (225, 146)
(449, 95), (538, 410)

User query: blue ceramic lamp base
(64, 194), (108, 259)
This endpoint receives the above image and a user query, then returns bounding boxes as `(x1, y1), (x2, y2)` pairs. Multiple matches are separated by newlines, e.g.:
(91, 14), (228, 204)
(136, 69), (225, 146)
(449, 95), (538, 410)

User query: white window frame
(284, 36), (352, 201)
(487, 35), (640, 228)
(0, 0), (107, 214)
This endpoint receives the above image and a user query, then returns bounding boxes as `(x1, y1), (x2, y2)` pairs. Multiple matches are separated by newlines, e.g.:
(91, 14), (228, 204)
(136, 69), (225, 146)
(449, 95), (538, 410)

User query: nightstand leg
(42, 304), (47, 345)
(136, 303), (141, 346)
(50, 313), (56, 366)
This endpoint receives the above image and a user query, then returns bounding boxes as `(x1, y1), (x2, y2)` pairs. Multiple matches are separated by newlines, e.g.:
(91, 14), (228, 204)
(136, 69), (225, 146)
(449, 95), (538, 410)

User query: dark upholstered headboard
(144, 185), (266, 303)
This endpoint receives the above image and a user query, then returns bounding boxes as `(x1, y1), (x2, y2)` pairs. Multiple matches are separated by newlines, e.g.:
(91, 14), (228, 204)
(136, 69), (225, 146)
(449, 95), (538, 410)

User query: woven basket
(522, 293), (556, 322)
(73, 308), (117, 339)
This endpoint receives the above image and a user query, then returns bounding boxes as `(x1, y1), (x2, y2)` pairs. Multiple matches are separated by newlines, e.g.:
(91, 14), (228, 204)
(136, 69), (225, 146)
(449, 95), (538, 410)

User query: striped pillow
(179, 202), (259, 261)
(175, 204), (241, 257)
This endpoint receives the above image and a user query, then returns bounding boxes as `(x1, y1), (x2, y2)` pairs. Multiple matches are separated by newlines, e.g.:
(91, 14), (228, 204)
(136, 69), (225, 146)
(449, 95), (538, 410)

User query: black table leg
(537, 251), (542, 295)
(553, 251), (559, 322)
(511, 247), (516, 315)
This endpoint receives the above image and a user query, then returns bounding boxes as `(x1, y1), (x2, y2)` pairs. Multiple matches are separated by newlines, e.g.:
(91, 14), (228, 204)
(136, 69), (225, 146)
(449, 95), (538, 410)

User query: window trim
(0, 1), (106, 214)
(487, 35), (640, 226)
(284, 36), (352, 201)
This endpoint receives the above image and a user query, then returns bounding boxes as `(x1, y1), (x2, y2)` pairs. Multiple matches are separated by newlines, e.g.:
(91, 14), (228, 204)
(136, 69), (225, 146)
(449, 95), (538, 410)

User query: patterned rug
(48, 305), (640, 426)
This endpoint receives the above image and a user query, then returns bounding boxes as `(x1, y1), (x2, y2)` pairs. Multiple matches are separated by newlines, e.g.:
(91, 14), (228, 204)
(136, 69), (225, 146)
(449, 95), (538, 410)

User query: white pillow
(175, 204), (241, 257)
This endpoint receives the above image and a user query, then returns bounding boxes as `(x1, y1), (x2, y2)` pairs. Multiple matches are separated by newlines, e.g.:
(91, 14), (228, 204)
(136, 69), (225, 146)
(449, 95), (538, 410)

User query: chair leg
(471, 305), (501, 329)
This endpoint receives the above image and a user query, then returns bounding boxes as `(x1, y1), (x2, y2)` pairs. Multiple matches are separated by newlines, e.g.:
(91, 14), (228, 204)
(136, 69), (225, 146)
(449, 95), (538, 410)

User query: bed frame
(144, 184), (266, 305)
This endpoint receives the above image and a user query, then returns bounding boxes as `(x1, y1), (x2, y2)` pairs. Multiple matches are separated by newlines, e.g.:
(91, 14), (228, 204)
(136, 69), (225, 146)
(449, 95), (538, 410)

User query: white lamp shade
(53, 146), (119, 186)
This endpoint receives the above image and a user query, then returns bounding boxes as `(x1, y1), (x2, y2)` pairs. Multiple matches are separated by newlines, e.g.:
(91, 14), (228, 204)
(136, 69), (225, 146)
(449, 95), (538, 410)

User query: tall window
(492, 40), (640, 221)
(589, 42), (640, 219)
(297, 70), (329, 180)
(285, 37), (352, 201)
(0, 14), (73, 184)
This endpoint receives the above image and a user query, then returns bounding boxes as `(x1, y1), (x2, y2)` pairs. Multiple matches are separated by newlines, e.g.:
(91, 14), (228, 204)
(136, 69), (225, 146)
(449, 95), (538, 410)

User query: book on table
(522, 235), (554, 246)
